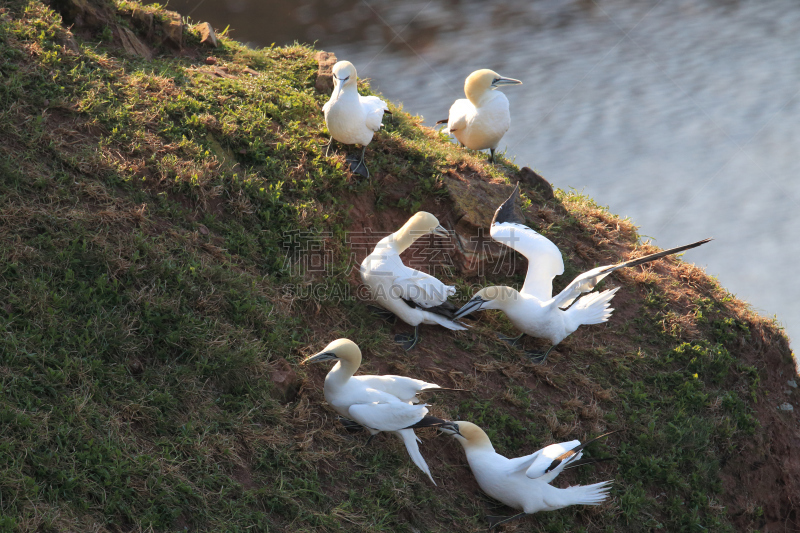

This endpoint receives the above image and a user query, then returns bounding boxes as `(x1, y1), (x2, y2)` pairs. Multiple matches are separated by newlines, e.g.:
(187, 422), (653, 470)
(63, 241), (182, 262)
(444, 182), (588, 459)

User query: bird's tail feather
(564, 288), (619, 329)
(558, 481), (613, 507)
(395, 429), (436, 485)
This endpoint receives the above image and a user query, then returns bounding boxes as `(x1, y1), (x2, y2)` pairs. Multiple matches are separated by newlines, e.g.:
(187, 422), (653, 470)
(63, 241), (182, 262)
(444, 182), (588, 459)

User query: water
(167, 0), (799, 353)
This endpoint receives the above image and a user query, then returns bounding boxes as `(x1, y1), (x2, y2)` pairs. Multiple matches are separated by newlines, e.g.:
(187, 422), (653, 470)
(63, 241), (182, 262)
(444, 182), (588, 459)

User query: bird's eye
(493, 78), (500, 83)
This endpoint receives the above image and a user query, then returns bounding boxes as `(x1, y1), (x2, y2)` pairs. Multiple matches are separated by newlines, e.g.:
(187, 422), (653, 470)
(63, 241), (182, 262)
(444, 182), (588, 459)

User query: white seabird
(441, 421), (614, 528)
(360, 212), (467, 351)
(323, 60), (390, 178)
(302, 338), (462, 484)
(454, 184), (711, 363)
(436, 69), (522, 163)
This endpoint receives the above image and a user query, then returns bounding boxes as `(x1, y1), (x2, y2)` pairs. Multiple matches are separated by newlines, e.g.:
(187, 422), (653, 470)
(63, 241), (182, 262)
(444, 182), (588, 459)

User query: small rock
(788, 380), (798, 388)
(269, 358), (300, 403)
(198, 224), (209, 235)
(205, 56), (217, 65)
(314, 50), (337, 94)
(161, 10), (184, 48)
(117, 25), (152, 59)
(778, 403), (794, 412)
(518, 167), (555, 201)
(196, 22), (218, 48)
(130, 7), (154, 37)
(61, 33), (81, 55)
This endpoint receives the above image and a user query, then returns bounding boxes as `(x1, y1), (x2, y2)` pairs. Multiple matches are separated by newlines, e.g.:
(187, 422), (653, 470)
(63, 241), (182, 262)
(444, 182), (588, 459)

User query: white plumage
(443, 421), (612, 521)
(442, 69), (522, 162)
(361, 212), (466, 350)
(303, 339), (458, 485)
(454, 184), (710, 362)
(323, 60), (388, 176)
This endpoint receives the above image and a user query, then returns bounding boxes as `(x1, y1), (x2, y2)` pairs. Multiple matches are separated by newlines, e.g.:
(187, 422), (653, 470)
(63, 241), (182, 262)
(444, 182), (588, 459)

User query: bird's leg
(487, 512), (527, 529)
(349, 145), (369, 178)
(394, 325), (420, 351)
(366, 304), (397, 324)
(338, 417), (364, 432)
(323, 137), (335, 157)
(489, 148), (496, 163)
(525, 344), (555, 365)
(497, 332), (525, 348)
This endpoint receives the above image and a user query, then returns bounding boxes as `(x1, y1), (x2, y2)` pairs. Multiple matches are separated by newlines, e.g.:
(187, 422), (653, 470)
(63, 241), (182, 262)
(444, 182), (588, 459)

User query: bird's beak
(453, 296), (485, 319)
(301, 350), (339, 364)
(432, 224), (450, 238)
(439, 422), (463, 437)
(333, 81), (344, 100)
(492, 77), (522, 88)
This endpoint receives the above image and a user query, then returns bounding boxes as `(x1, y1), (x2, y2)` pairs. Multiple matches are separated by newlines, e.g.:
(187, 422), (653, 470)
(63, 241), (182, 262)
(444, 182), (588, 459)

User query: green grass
(0, 1), (796, 531)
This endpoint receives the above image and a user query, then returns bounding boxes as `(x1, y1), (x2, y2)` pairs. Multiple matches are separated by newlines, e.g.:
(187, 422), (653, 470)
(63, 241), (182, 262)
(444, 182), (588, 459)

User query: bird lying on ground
(441, 421), (615, 528)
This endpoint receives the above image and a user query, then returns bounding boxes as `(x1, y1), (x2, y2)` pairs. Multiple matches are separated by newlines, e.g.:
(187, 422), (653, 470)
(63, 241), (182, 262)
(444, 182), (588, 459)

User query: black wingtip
(544, 430), (620, 473)
(404, 416), (449, 430)
(563, 456), (615, 470)
(491, 182), (525, 227)
(618, 237), (713, 271)
(435, 118), (448, 125)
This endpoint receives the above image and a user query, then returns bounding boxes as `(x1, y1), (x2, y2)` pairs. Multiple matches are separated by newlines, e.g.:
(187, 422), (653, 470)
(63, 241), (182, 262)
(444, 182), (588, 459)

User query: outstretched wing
(551, 238), (712, 309)
(490, 184), (563, 301)
(524, 440), (581, 479)
(348, 401), (427, 432)
(447, 98), (470, 133)
(360, 94), (389, 132)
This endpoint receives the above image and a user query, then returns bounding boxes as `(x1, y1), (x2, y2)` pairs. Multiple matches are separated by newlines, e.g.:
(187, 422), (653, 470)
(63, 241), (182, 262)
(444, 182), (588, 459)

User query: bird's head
(302, 338), (362, 368)
(440, 421), (493, 449)
(393, 211), (450, 251)
(453, 286), (519, 319)
(464, 69), (522, 105)
(331, 61), (358, 98)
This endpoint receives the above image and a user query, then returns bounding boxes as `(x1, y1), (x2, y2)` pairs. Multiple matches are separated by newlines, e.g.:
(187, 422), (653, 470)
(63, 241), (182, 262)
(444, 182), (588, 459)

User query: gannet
(322, 60), (390, 178)
(441, 421), (614, 528)
(436, 69), (522, 163)
(302, 338), (462, 484)
(360, 212), (467, 351)
(454, 184), (711, 363)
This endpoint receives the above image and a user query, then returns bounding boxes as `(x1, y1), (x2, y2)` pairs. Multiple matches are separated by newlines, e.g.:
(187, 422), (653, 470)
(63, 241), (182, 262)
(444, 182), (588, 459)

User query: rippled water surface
(167, 0), (799, 351)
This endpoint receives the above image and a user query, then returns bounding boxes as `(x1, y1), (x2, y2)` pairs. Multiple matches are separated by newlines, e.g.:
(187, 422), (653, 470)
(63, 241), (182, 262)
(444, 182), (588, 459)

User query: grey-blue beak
(492, 77), (522, 88)
(432, 224), (450, 238)
(454, 296), (485, 319)
(439, 422), (463, 437)
(302, 351), (339, 364)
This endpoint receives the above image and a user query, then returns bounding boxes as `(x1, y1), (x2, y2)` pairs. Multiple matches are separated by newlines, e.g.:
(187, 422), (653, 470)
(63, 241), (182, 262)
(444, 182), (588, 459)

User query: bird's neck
(464, 437), (495, 454)
(466, 88), (494, 108)
(325, 359), (358, 386)
(389, 226), (419, 254)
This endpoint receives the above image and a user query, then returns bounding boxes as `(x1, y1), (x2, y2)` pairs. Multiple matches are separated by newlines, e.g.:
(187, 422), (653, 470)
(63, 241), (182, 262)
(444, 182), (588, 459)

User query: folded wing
(392, 269), (456, 308)
(361, 95), (389, 132)
(353, 375), (442, 404)
(447, 99), (470, 133)
(348, 400), (428, 432)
